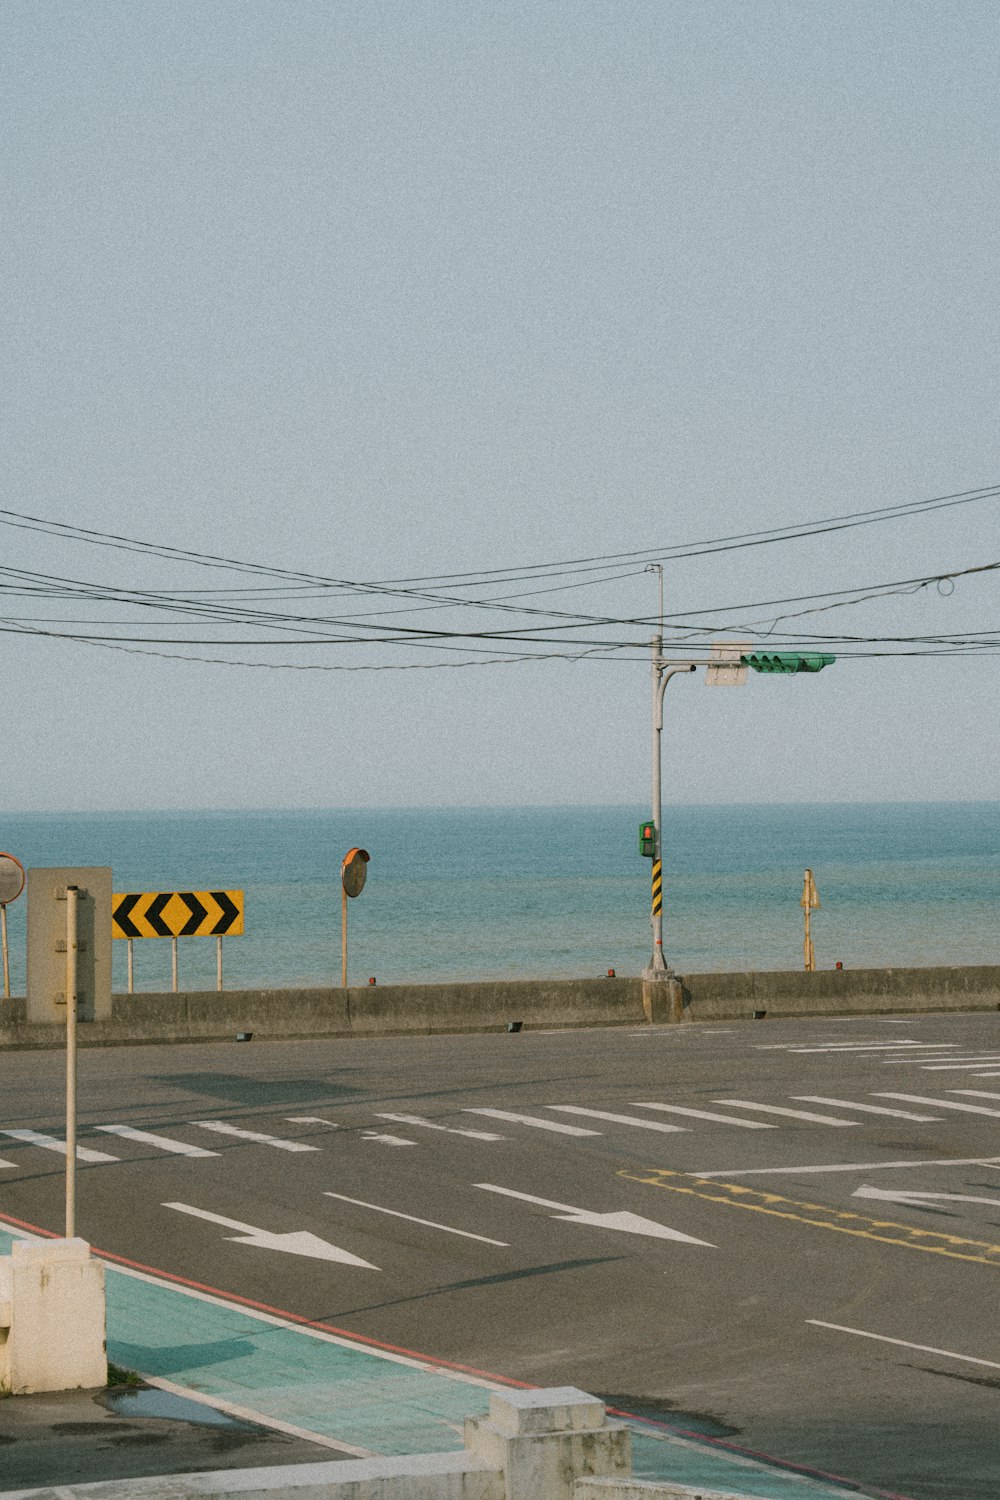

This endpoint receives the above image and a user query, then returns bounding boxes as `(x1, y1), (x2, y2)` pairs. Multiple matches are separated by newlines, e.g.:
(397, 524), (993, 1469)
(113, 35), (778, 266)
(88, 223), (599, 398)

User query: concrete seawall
(1, 964), (998, 1048)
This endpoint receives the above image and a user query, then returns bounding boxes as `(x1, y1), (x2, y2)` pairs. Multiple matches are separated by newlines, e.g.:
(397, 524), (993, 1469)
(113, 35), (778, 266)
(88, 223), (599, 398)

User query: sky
(2, 0), (998, 812)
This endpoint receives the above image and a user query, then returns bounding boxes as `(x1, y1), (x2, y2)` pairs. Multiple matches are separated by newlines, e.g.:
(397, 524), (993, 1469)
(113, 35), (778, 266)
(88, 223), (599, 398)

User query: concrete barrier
(4, 1386), (752, 1500)
(0, 1239), (106, 1396)
(0, 965), (997, 1050)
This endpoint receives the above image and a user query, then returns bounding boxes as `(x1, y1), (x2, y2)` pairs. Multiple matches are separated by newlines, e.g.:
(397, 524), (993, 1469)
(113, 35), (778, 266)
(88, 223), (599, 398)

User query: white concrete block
(0, 1238), (106, 1395)
(465, 1387), (631, 1500)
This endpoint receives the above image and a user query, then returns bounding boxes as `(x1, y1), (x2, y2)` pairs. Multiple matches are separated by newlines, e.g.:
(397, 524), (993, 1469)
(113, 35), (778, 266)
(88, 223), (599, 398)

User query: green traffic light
(740, 653), (836, 674)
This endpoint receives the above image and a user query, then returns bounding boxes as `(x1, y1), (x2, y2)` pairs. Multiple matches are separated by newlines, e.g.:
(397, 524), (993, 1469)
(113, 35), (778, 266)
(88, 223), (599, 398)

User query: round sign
(341, 847), (370, 899)
(0, 852), (25, 906)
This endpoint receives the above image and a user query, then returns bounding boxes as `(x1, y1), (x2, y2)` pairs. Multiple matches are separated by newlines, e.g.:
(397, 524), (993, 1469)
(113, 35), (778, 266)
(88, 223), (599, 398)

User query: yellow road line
(620, 1166), (1000, 1267)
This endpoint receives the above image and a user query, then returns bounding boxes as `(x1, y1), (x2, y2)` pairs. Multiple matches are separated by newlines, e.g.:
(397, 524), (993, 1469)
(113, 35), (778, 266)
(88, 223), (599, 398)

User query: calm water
(0, 803), (997, 993)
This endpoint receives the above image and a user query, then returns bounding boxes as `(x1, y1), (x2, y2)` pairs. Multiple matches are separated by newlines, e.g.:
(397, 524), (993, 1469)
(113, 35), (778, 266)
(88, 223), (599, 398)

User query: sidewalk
(0, 1225), (867, 1499)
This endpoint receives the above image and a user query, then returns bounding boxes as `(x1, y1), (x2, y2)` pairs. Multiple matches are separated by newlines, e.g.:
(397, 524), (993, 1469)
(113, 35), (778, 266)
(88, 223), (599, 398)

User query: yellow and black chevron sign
(112, 891), (244, 940)
(651, 860), (663, 916)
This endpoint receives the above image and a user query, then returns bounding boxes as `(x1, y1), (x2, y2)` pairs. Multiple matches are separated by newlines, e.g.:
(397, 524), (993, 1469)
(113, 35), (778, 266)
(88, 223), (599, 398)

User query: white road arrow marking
(163, 1202), (379, 1266)
(475, 1184), (714, 1245)
(853, 1186), (1000, 1210)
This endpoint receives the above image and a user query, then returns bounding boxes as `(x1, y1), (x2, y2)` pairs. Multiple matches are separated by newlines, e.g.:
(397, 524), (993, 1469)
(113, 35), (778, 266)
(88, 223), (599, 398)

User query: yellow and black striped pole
(651, 858), (663, 924)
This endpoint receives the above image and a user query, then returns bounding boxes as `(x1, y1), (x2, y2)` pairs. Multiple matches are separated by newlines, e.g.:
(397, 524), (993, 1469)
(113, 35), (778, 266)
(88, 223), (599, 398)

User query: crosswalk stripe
(875, 1093), (1000, 1119)
(0, 1128), (119, 1162)
(0, 1157), (16, 1170)
(792, 1096), (942, 1121)
(190, 1121), (319, 1152)
(95, 1125), (219, 1157)
(632, 1103), (775, 1129)
(463, 1109), (601, 1137)
(952, 1090), (1000, 1102)
(376, 1113), (505, 1141)
(713, 1100), (857, 1126)
(918, 1059), (1000, 1070)
(547, 1106), (689, 1133)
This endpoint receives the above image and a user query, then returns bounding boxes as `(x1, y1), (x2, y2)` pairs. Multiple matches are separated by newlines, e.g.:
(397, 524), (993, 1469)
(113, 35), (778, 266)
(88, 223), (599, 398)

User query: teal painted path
(0, 1228), (860, 1497)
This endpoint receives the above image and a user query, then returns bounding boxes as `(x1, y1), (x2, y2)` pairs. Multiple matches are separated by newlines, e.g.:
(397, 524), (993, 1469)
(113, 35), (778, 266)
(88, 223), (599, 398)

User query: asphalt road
(3, 1011), (1000, 1500)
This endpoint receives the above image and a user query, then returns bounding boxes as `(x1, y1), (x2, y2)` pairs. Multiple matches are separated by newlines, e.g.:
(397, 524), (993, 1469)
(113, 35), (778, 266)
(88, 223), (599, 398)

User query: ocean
(0, 803), (997, 994)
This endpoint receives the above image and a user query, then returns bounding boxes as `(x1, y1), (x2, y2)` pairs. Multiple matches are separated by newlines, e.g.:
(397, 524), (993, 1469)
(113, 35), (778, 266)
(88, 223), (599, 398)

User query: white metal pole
(217, 935), (223, 992)
(1, 904), (9, 1000)
(65, 885), (78, 1239)
(127, 938), (134, 994)
(650, 639), (666, 972)
(171, 936), (178, 994)
(341, 884), (348, 988)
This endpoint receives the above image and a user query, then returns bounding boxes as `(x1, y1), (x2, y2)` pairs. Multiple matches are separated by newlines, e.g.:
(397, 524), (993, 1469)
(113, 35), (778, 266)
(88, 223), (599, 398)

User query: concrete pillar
(464, 1387), (631, 1500)
(642, 974), (684, 1024)
(0, 1239), (107, 1394)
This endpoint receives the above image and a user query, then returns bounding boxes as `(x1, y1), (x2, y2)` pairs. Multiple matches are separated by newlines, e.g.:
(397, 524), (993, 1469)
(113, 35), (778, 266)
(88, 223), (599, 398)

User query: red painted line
(0, 1207), (911, 1497)
(0, 1207), (531, 1389)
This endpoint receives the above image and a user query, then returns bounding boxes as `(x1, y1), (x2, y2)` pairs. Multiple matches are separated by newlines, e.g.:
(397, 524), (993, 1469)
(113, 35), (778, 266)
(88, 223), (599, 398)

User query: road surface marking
(324, 1191), (509, 1245)
(713, 1100), (857, 1126)
(190, 1121), (320, 1151)
(546, 1106), (689, 1133)
(807, 1321), (1000, 1371)
(854, 1186), (1000, 1209)
(918, 1059), (1000, 1070)
(144, 1376), (373, 1455)
(787, 1043), (957, 1054)
(463, 1109), (601, 1137)
(691, 1155), (1000, 1178)
(621, 1168), (1000, 1266)
(163, 1202), (379, 1267)
(360, 1132), (417, 1147)
(631, 1103), (775, 1129)
(286, 1116), (342, 1127)
(475, 1184), (714, 1245)
(792, 1096), (942, 1121)
(875, 1093), (1000, 1118)
(0, 1128), (119, 1162)
(953, 1089), (1000, 1102)
(0, 1158), (15, 1170)
(95, 1125), (219, 1157)
(376, 1112), (504, 1141)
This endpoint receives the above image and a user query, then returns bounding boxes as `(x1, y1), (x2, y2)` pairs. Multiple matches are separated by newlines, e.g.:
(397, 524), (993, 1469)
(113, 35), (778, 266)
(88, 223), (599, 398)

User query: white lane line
(968, 1072), (1000, 1078)
(475, 1184), (714, 1245)
(953, 1090), (1000, 1101)
(547, 1106), (689, 1134)
(792, 1097), (942, 1121)
(376, 1113), (505, 1141)
(875, 1093), (1000, 1119)
(190, 1121), (319, 1152)
(95, 1125), (219, 1157)
(788, 1044), (957, 1054)
(144, 1376), (373, 1456)
(0, 1128), (118, 1163)
(808, 1321), (1000, 1372)
(692, 1155), (1000, 1178)
(0, 1157), (16, 1170)
(463, 1109), (601, 1137)
(360, 1132), (417, 1147)
(712, 1100), (857, 1126)
(286, 1116), (342, 1127)
(324, 1191), (509, 1246)
(632, 1103), (775, 1129)
(918, 1059), (1000, 1070)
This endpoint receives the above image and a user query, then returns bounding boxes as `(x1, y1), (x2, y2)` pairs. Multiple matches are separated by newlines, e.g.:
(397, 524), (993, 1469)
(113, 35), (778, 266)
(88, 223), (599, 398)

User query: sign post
(65, 884), (78, 1238)
(0, 852), (26, 999)
(801, 868), (821, 971)
(112, 890), (244, 992)
(340, 848), (370, 988)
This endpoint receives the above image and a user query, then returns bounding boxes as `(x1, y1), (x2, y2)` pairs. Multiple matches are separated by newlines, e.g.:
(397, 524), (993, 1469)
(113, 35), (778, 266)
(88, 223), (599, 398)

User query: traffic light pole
(646, 640), (696, 978)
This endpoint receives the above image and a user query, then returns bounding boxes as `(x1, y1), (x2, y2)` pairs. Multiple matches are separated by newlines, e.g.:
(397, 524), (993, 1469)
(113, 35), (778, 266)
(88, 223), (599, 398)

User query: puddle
(103, 1387), (253, 1429)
